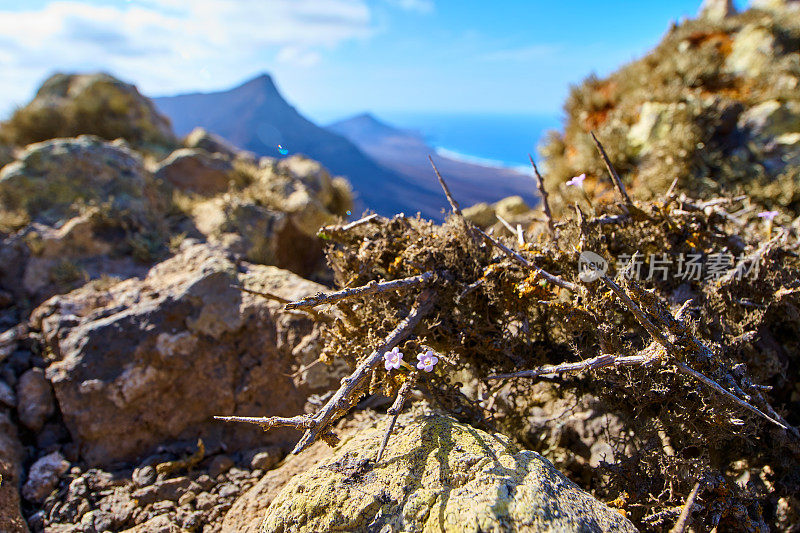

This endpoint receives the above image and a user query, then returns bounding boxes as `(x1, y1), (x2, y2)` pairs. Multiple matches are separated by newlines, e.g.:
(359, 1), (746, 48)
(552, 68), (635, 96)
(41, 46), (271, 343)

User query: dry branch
(285, 272), (434, 310)
(529, 154), (554, 235)
(590, 131), (632, 209)
(474, 226), (578, 292)
(376, 372), (417, 462)
(669, 480), (703, 533)
(292, 289), (437, 454)
(428, 156), (463, 217)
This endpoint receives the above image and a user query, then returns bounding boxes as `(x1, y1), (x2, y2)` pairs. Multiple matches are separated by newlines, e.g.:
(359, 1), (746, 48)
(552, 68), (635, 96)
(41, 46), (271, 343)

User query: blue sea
(375, 112), (563, 172)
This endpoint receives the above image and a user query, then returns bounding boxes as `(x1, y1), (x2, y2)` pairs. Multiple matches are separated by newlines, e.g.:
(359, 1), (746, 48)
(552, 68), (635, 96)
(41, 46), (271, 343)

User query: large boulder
(259, 408), (636, 533)
(32, 242), (342, 466)
(0, 72), (176, 150)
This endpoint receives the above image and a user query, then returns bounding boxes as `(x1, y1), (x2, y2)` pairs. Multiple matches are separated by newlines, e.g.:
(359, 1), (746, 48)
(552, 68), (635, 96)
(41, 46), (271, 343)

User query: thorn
(528, 154), (555, 235)
(590, 131), (632, 210)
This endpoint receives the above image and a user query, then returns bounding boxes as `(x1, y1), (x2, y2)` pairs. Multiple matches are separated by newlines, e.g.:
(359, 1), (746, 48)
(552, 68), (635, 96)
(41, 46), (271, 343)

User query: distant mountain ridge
(155, 74), (536, 219)
(328, 113), (537, 209)
(154, 75), (443, 217)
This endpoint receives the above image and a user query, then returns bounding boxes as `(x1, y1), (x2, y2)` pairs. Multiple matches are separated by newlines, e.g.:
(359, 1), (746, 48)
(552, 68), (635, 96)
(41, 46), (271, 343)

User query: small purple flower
(566, 173), (587, 188)
(757, 210), (778, 220)
(416, 350), (439, 372)
(384, 347), (404, 371)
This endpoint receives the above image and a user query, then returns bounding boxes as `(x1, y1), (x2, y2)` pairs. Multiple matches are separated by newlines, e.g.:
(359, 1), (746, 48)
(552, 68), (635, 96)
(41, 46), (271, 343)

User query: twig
(590, 131), (632, 209)
(529, 155), (554, 235)
(291, 289), (437, 454)
(599, 276), (675, 351)
(669, 480), (703, 533)
(376, 372), (417, 462)
(665, 176), (680, 199)
(486, 351), (657, 381)
(428, 156), (462, 217)
(233, 284), (290, 304)
(285, 272), (434, 310)
(321, 213), (382, 234)
(456, 278), (484, 303)
(474, 226), (577, 291)
(719, 229), (786, 285)
(0, 324), (27, 363)
(675, 363), (787, 430)
(495, 214), (517, 237)
(516, 224), (525, 246)
(214, 414), (315, 431)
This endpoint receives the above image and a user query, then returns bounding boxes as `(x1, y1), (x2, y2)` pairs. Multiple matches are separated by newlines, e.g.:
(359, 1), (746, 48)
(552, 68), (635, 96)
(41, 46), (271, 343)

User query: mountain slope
(154, 75), (444, 217)
(328, 113), (538, 209)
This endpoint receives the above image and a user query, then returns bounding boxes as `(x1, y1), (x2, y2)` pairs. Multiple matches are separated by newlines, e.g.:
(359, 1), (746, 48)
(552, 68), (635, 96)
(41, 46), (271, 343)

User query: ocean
(376, 112), (563, 172)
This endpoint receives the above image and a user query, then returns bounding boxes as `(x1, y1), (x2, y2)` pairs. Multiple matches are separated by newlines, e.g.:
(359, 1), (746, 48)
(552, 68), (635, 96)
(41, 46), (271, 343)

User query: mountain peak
(237, 73), (279, 95)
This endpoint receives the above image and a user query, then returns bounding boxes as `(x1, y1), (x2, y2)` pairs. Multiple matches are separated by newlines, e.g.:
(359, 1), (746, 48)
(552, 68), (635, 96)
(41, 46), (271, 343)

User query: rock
(121, 514), (182, 533)
(0, 412), (27, 532)
(0, 379), (16, 407)
(208, 455), (234, 478)
(155, 148), (234, 195)
(494, 195), (531, 221)
(0, 136), (155, 226)
(0, 143), (14, 170)
(249, 448), (282, 471)
(22, 451), (69, 503)
(0, 72), (176, 149)
(260, 409), (636, 533)
(131, 477), (196, 504)
(35, 242), (343, 466)
(184, 127), (241, 159)
(699, 0), (736, 20)
(132, 465), (157, 487)
(16, 367), (55, 432)
(463, 202), (496, 228)
(190, 197), (326, 279)
(223, 413), (377, 532)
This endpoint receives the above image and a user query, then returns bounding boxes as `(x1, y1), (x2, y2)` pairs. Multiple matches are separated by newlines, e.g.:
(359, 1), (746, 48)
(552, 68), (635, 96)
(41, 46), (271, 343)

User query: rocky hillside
(538, 0), (800, 218)
(0, 72), (359, 532)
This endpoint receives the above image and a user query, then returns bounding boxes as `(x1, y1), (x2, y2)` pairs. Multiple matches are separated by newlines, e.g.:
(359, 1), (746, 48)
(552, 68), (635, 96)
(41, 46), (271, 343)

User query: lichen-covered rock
(540, 3), (800, 215)
(0, 72), (176, 150)
(260, 410), (636, 533)
(32, 242), (342, 466)
(154, 148), (234, 195)
(0, 135), (156, 226)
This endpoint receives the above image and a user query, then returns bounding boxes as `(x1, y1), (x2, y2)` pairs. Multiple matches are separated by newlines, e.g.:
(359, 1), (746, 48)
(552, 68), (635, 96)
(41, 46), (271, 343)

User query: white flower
(384, 347), (404, 371)
(566, 173), (587, 188)
(416, 350), (439, 372)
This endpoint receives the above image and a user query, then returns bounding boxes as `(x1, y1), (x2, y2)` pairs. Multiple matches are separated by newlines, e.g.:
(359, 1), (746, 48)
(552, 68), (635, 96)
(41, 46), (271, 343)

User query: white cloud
(0, 0), (374, 115)
(384, 0), (434, 14)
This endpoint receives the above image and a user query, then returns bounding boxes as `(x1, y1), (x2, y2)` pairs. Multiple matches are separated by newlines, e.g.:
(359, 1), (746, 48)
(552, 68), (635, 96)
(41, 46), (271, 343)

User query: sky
(0, 0), (750, 122)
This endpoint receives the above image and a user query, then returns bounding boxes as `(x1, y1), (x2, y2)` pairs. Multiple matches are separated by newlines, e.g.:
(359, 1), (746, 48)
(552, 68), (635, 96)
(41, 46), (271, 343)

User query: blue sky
(0, 0), (749, 121)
